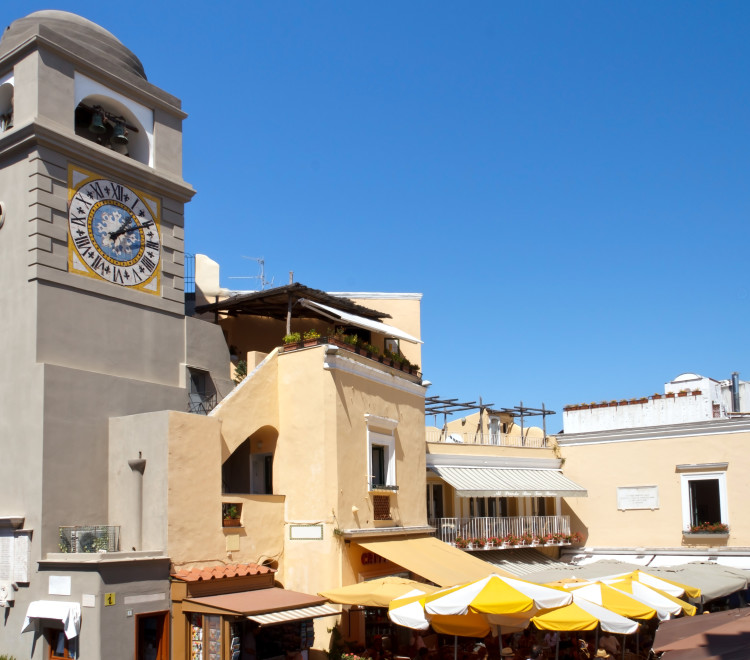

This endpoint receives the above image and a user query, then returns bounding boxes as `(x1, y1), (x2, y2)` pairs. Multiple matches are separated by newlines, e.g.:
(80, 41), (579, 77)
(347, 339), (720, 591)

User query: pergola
(195, 283), (390, 334)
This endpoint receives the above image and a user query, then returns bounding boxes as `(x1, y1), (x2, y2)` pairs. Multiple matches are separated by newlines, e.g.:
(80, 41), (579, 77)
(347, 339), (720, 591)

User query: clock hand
(119, 224), (145, 235)
(109, 218), (134, 241)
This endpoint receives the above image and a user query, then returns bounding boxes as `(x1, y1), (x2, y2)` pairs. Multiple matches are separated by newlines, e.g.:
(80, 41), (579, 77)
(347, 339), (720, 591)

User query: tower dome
(0, 10), (146, 80)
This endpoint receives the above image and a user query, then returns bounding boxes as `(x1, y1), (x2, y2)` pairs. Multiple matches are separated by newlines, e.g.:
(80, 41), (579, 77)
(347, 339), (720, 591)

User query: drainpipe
(128, 455), (147, 550)
(732, 372), (740, 413)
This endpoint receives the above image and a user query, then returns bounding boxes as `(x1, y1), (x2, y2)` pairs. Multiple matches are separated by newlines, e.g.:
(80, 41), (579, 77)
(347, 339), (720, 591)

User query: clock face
(68, 176), (161, 292)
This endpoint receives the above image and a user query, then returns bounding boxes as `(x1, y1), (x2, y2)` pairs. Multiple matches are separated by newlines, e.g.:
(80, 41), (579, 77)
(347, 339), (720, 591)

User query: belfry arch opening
(74, 95), (149, 164)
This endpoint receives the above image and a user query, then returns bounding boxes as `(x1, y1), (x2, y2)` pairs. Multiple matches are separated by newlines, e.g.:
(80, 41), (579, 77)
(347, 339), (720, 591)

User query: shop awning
(429, 466), (587, 498)
(21, 601), (81, 639)
(299, 299), (422, 344)
(320, 577), (440, 607)
(183, 587), (329, 617)
(357, 536), (511, 587)
(247, 604), (339, 626)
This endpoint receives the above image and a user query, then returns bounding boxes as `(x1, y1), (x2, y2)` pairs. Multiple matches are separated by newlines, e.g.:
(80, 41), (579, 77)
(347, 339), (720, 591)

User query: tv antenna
(227, 256), (275, 290)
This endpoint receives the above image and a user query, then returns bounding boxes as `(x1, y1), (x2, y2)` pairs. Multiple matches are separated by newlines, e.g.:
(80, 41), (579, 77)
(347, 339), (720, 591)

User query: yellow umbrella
(389, 574), (572, 637)
(388, 588), (493, 637)
(609, 570), (701, 600)
(319, 577), (439, 607)
(566, 582), (657, 620)
(532, 592), (640, 634)
(606, 579), (696, 618)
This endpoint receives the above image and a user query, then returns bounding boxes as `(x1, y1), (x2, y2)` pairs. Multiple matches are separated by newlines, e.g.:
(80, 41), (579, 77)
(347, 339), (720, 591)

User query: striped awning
(247, 603), (339, 626)
(429, 466), (587, 497)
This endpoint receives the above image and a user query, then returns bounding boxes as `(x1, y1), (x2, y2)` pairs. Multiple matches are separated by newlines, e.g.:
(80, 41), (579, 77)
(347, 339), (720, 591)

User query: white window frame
(365, 415), (397, 491)
(680, 471), (728, 532)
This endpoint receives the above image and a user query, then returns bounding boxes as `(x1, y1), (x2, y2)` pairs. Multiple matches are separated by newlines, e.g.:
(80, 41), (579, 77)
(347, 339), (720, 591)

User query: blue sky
(8, 2), (750, 429)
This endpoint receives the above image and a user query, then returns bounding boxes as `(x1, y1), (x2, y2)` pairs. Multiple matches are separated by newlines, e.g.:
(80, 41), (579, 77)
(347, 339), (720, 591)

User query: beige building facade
(557, 372), (750, 567)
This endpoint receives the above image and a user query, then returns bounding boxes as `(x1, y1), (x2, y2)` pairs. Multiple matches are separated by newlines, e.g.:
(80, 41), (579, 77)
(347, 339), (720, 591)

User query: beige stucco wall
(559, 428), (750, 547)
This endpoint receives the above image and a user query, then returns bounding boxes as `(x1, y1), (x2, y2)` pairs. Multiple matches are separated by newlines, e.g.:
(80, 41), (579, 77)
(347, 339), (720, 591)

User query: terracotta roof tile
(172, 563), (275, 582)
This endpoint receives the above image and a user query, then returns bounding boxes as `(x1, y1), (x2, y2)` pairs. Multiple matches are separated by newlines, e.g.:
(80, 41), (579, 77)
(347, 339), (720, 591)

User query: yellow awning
(357, 537), (510, 587)
(320, 577), (439, 607)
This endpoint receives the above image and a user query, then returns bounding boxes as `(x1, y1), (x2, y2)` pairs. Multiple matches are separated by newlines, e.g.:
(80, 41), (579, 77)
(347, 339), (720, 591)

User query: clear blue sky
(8, 2), (750, 430)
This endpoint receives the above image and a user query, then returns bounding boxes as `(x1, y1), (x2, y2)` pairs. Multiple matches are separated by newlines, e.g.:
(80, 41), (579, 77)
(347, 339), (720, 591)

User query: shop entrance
(137, 611), (169, 660)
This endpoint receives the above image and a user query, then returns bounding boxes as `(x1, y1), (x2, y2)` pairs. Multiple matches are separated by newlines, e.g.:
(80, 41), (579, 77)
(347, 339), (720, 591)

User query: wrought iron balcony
(59, 525), (120, 553)
(429, 515), (571, 547)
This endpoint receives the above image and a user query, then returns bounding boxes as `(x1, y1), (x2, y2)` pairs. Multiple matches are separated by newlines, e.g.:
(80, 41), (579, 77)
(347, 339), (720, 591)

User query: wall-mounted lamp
(351, 505), (359, 514)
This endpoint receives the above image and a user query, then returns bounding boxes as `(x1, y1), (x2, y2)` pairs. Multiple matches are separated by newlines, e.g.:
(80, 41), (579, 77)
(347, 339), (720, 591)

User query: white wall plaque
(49, 575), (72, 596)
(13, 532), (30, 583)
(289, 524), (324, 540)
(0, 533), (11, 581)
(82, 594), (96, 608)
(617, 486), (659, 510)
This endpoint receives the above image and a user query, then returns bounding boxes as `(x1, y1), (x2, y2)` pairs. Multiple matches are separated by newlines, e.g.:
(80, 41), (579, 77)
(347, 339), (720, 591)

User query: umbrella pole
(454, 635), (457, 660)
(555, 639), (559, 660)
(595, 626), (599, 651)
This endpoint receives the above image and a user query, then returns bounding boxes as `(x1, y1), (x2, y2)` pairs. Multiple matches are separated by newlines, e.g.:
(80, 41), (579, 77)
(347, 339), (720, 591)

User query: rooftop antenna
(227, 257), (275, 290)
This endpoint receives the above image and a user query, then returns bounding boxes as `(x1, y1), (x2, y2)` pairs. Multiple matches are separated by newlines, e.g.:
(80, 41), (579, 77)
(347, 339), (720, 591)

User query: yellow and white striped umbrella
(606, 578), (696, 619)
(532, 592), (640, 634)
(566, 582), (657, 620)
(389, 574), (572, 637)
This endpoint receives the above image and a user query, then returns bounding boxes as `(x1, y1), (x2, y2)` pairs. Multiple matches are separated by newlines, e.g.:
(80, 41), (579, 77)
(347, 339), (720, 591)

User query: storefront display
(190, 613), (222, 660)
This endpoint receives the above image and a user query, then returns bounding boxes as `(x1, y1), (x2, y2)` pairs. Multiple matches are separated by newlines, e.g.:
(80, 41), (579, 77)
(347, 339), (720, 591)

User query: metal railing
(59, 525), (120, 553)
(429, 515), (570, 544)
(188, 392), (217, 415)
(425, 430), (549, 448)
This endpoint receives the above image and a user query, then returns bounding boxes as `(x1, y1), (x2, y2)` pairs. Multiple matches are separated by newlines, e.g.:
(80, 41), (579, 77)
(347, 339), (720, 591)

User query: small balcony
(430, 515), (573, 549)
(59, 525), (120, 553)
(425, 430), (549, 448)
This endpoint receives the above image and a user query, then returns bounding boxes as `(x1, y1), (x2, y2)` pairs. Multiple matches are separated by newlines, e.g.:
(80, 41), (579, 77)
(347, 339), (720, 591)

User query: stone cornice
(556, 418), (750, 446)
(0, 118), (195, 203)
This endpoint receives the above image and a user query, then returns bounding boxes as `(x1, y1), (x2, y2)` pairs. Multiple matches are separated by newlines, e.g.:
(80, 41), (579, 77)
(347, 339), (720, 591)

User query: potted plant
(454, 536), (468, 549)
(303, 329), (321, 346)
(473, 536), (487, 549)
(223, 504), (241, 527)
(282, 332), (301, 351)
(652, 393), (662, 400)
(570, 532), (584, 545)
(688, 522), (729, 534)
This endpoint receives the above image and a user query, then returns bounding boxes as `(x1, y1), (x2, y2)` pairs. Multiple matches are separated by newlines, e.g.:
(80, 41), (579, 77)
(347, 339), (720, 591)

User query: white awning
(22, 600), (81, 639)
(429, 466), (588, 497)
(299, 299), (422, 344)
(247, 603), (339, 626)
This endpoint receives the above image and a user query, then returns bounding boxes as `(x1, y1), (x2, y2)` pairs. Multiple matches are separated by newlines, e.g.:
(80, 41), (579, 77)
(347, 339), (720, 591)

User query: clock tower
(0, 11), (223, 660)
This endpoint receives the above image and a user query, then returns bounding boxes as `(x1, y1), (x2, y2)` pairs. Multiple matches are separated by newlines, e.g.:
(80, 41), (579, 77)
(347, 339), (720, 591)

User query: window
(188, 368), (216, 415)
(365, 416), (397, 491)
(427, 483), (444, 519)
(49, 630), (77, 659)
(680, 471), (728, 531)
(371, 446), (386, 487)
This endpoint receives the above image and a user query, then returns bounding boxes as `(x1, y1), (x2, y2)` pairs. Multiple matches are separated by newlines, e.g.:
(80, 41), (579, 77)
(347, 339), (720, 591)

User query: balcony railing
(425, 430), (549, 448)
(188, 392), (217, 415)
(430, 515), (570, 546)
(59, 525), (120, 553)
